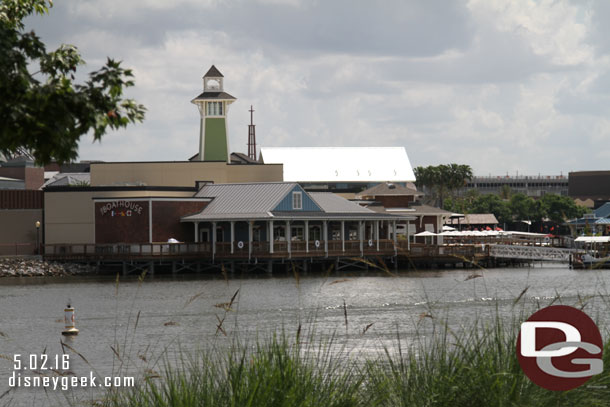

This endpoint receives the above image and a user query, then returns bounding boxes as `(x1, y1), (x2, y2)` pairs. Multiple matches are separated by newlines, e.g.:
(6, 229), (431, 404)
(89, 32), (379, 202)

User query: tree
(509, 193), (543, 223)
(470, 194), (512, 225)
(539, 194), (587, 223)
(0, 0), (146, 164)
(414, 164), (473, 208)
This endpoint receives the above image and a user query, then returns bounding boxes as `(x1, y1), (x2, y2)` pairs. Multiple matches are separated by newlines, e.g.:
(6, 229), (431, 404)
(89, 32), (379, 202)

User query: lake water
(1, 264), (609, 406)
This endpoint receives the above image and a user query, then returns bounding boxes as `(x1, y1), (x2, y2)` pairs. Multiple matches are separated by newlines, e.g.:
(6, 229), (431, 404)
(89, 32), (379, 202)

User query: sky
(24, 0), (610, 175)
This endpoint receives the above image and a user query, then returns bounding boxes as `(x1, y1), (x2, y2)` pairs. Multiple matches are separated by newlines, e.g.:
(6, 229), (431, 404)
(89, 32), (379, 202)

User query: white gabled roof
(259, 147), (416, 183)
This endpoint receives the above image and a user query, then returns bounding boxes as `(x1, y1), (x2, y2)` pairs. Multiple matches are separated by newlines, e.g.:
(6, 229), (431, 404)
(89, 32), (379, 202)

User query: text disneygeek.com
(6, 354), (134, 391)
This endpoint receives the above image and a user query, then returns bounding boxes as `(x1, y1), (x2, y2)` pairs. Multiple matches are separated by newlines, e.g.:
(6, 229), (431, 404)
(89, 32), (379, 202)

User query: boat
(572, 252), (610, 269)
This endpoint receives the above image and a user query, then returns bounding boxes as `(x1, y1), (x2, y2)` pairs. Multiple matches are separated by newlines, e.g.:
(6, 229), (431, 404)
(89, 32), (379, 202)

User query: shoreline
(0, 257), (96, 277)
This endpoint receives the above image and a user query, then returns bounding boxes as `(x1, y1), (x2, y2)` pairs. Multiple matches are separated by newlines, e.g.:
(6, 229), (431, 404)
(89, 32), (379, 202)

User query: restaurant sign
(99, 201), (144, 217)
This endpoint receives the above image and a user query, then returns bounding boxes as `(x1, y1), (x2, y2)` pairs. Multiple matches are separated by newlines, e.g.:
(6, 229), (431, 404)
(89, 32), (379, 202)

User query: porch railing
(43, 239), (400, 260)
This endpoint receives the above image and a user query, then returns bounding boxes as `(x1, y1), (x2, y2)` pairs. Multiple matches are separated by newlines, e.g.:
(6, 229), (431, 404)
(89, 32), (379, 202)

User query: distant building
(260, 147), (416, 195)
(568, 171), (610, 208)
(567, 202), (610, 235)
(0, 190), (43, 255)
(459, 175), (568, 197)
(0, 156), (44, 190)
(355, 182), (451, 244)
(446, 214), (499, 230)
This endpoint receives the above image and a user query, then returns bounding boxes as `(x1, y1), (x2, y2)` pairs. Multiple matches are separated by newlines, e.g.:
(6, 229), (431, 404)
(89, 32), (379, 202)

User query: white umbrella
(414, 231), (437, 236)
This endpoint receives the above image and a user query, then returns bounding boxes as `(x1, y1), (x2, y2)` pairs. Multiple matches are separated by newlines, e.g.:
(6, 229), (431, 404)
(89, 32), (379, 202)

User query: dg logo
(516, 305), (604, 391)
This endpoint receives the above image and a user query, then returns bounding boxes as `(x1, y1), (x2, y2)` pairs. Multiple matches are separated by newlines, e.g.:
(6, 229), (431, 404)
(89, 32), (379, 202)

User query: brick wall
(152, 201), (208, 242)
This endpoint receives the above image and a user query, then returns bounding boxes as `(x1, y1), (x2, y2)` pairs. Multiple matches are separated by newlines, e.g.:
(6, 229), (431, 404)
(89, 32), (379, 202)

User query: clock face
(206, 79), (220, 90)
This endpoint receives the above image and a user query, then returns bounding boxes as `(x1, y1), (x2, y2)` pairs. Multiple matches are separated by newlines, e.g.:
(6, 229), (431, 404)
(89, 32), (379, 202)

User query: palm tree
(414, 164), (473, 208)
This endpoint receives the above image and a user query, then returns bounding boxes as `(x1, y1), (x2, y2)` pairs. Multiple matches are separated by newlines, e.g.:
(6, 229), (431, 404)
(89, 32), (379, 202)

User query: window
(310, 226), (321, 241)
(291, 225), (304, 241)
(292, 192), (302, 210)
(206, 101), (223, 116)
(274, 226), (286, 241)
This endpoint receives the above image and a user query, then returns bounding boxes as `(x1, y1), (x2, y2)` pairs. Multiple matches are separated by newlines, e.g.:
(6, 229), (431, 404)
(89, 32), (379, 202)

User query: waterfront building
(46, 182), (409, 268)
(355, 182), (451, 244)
(43, 66), (283, 246)
(180, 182), (407, 257)
(566, 202), (610, 236)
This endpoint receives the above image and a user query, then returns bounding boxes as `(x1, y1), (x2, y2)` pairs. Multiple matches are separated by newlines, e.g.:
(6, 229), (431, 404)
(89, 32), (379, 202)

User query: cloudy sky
(25, 0), (610, 175)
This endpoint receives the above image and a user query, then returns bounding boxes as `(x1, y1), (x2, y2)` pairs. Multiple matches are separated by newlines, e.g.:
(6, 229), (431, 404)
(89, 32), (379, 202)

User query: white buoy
(62, 304), (79, 336)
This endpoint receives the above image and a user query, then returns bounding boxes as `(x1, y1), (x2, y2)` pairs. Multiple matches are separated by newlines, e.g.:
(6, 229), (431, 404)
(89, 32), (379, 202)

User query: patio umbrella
(414, 231), (438, 236)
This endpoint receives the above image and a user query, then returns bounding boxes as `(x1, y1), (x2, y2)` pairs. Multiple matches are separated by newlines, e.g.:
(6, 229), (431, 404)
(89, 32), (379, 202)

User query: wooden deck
(41, 240), (498, 270)
(43, 240), (400, 261)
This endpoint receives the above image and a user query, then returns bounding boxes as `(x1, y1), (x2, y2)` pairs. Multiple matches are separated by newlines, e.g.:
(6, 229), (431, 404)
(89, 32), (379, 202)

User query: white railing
(490, 245), (575, 262)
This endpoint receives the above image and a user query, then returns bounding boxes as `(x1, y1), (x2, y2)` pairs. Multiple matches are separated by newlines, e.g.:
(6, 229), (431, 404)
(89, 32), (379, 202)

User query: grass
(101, 309), (610, 407)
(103, 331), (365, 407)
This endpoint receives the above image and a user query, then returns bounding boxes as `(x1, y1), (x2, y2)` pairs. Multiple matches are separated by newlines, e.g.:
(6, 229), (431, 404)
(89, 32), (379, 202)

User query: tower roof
(192, 91), (236, 102)
(203, 65), (224, 78)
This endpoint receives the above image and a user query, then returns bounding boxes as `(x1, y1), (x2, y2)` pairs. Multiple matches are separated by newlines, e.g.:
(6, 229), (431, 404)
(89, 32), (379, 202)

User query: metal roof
(203, 65), (223, 78)
(595, 202), (610, 218)
(192, 91), (236, 101)
(356, 182), (423, 198)
(182, 183), (407, 222)
(190, 182), (296, 218)
(449, 213), (499, 225)
(259, 147), (416, 182)
(398, 204), (452, 216)
(42, 173), (90, 188)
(309, 192), (372, 213)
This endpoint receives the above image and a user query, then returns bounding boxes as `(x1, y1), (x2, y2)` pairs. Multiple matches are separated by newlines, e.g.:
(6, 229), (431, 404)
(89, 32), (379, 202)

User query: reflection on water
(0, 265), (609, 405)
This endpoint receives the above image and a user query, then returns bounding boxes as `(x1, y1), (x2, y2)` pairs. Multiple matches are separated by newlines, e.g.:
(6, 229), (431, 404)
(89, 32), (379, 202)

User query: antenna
(247, 105), (257, 161)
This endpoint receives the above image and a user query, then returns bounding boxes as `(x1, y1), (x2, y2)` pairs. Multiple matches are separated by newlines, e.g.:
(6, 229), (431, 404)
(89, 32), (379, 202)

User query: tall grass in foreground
(103, 331), (365, 407)
(102, 315), (610, 407)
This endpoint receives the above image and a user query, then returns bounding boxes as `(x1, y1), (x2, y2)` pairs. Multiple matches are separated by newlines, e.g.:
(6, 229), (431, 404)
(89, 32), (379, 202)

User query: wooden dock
(42, 240), (521, 275)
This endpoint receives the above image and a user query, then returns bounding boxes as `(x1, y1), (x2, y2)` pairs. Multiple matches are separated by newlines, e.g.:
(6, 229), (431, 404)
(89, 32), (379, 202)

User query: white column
(323, 220), (328, 257)
(407, 220), (411, 251)
(230, 221), (235, 254)
(392, 220), (397, 255)
(269, 220), (274, 254)
(286, 220), (291, 258)
(148, 200), (153, 243)
(248, 221), (253, 260)
(376, 220), (380, 251)
(305, 220), (309, 253)
(341, 220), (345, 253)
(437, 216), (443, 246)
(387, 220), (391, 239)
(194, 222), (199, 243)
(359, 220), (363, 255)
(212, 221), (217, 260)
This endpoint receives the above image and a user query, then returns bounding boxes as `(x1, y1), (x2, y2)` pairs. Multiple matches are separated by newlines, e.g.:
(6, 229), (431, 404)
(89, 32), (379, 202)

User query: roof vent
(387, 182), (396, 189)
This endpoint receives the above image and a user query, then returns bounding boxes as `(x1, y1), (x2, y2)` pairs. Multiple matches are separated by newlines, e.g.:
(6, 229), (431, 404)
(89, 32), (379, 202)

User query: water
(0, 264), (609, 405)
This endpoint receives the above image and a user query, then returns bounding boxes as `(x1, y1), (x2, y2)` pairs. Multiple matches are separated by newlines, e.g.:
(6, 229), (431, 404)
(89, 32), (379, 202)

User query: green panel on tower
(204, 118), (228, 161)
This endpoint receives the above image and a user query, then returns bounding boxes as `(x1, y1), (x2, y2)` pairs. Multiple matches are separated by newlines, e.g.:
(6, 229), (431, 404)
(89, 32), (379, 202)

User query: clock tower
(191, 66), (236, 162)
